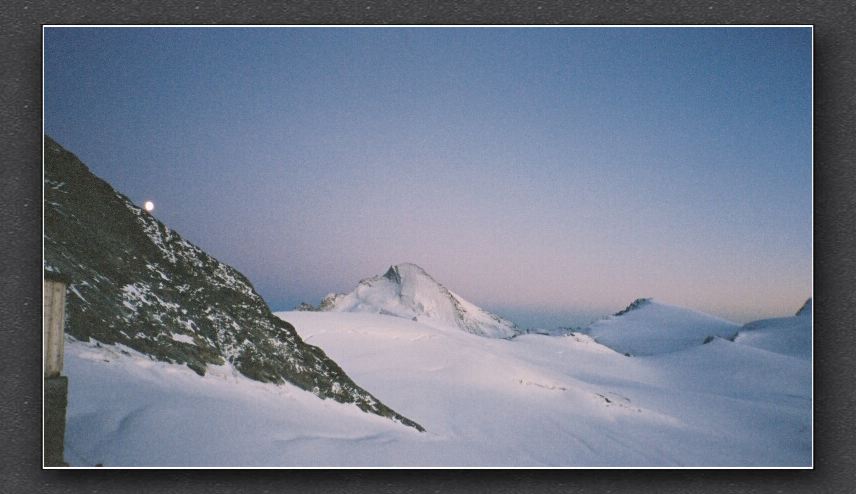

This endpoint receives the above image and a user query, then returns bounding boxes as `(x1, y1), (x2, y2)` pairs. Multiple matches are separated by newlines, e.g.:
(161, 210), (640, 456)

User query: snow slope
(63, 306), (810, 467)
(275, 310), (809, 467)
(319, 263), (519, 338)
(582, 298), (741, 356)
(734, 299), (812, 359)
(63, 338), (422, 467)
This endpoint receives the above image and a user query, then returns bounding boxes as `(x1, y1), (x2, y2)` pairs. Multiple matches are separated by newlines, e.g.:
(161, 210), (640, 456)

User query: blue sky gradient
(44, 27), (812, 327)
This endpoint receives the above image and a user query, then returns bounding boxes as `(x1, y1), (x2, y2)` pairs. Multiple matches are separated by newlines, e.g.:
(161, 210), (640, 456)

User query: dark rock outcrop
(44, 136), (422, 431)
(613, 298), (652, 317)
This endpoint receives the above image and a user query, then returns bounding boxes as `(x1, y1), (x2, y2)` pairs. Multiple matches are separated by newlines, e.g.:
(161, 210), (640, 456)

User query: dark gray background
(2, 1), (854, 492)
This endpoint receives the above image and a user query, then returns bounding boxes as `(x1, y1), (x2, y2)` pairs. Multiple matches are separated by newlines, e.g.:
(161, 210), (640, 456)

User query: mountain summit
(43, 136), (421, 431)
(583, 298), (740, 356)
(319, 263), (519, 338)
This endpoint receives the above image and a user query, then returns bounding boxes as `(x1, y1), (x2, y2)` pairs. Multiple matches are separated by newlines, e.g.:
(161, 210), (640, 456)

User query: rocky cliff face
(43, 136), (422, 431)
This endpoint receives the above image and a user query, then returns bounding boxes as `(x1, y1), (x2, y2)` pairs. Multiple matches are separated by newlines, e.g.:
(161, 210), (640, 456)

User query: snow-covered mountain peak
(319, 263), (519, 338)
(584, 299), (740, 356)
(733, 299), (813, 359)
(382, 262), (431, 283)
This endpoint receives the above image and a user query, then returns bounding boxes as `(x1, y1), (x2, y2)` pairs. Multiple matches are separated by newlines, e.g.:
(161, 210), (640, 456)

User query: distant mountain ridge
(733, 298), (812, 359)
(318, 263), (520, 338)
(43, 136), (422, 430)
(613, 298), (652, 317)
(583, 298), (741, 356)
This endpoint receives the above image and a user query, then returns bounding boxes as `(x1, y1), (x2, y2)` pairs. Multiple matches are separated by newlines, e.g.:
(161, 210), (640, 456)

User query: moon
(144, 201), (155, 212)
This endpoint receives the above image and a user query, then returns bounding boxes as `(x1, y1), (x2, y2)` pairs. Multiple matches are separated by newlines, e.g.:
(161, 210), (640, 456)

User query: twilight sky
(44, 27), (812, 327)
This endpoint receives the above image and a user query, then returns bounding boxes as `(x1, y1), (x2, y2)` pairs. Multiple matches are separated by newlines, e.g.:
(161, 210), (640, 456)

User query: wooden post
(44, 272), (68, 378)
(44, 270), (70, 467)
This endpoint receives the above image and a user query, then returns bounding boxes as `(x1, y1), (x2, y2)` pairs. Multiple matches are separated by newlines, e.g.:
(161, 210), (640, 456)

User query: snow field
(59, 305), (810, 467)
